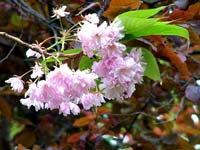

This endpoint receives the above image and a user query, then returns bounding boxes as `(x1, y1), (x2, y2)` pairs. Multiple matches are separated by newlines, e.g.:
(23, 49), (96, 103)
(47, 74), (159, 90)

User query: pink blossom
(77, 14), (125, 57)
(46, 64), (72, 87)
(80, 93), (105, 110)
(93, 48), (145, 100)
(5, 76), (24, 93)
(100, 83), (124, 100)
(92, 56), (119, 78)
(20, 83), (43, 111)
(102, 19), (124, 46)
(46, 64), (97, 98)
(110, 18), (124, 40)
(26, 49), (41, 58)
(99, 42), (126, 57)
(113, 56), (141, 84)
(77, 21), (105, 57)
(127, 48), (146, 83)
(93, 93), (105, 106)
(52, 5), (70, 19)
(20, 64), (102, 115)
(77, 22), (97, 57)
(24, 83), (38, 98)
(20, 98), (43, 111)
(37, 80), (63, 108)
(80, 93), (94, 110)
(36, 80), (49, 103)
(60, 102), (70, 116)
(31, 63), (44, 79)
(73, 70), (97, 95)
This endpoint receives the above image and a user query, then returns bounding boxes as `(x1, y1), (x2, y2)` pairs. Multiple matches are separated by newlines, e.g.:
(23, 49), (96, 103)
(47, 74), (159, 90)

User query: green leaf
(142, 48), (161, 81)
(42, 48), (82, 64)
(63, 48), (82, 54)
(43, 57), (65, 63)
(9, 121), (24, 140)
(119, 17), (158, 35)
(134, 23), (189, 40)
(117, 7), (189, 40)
(79, 56), (94, 71)
(117, 6), (165, 19)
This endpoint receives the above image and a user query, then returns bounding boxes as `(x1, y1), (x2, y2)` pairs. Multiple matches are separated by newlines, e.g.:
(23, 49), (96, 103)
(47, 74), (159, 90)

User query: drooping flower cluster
(93, 49), (145, 100)
(20, 64), (105, 115)
(5, 12), (145, 116)
(78, 14), (145, 100)
(5, 76), (24, 93)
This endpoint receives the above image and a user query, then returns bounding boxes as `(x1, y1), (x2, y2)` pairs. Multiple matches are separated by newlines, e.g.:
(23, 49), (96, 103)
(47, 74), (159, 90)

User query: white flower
(100, 83), (124, 100)
(5, 76), (24, 93)
(69, 102), (80, 115)
(52, 5), (70, 19)
(20, 98), (43, 111)
(31, 63), (44, 79)
(80, 93), (105, 110)
(26, 49), (41, 58)
(84, 13), (99, 24)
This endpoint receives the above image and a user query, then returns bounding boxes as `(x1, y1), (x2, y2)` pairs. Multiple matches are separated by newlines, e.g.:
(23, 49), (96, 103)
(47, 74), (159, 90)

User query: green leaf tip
(142, 48), (161, 81)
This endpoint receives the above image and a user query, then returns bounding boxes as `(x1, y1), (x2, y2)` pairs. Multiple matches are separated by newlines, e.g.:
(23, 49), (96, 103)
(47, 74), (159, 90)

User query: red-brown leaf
(73, 115), (96, 127)
(67, 131), (86, 143)
(15, 128), (36, 147)
(96, 106), (111, 115)
(17, 144), (29, 150)
(103, 0), (141, 19)
(0, 96), (12, 121)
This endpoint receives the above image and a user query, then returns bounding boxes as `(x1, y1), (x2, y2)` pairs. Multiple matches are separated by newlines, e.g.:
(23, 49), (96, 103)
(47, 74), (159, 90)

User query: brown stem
(0, 32), (82, 59)
(0, 32), (51, 56)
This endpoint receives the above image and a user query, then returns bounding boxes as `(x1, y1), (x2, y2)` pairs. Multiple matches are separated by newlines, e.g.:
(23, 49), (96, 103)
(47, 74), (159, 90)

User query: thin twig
(0, 32), (83, 59)
(0, 32), (31, 49)
(0, 32), (23, 64)
(76, 2), (101, 16)
(108, 111), (158, 130)
(155, 97), (185, 124)
(0, 32), (50, 56)
(98, 0), (111, 17)
(122, 98), (151, 141)
(187, 54), (200, 64)
(0, 42), (17, 64)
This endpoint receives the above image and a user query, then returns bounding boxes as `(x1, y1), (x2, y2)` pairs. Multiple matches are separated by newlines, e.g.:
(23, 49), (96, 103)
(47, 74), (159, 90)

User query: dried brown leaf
(0, 96), (12, 121)
(103, 0), (141, 19)
(73, 115), (96, 127)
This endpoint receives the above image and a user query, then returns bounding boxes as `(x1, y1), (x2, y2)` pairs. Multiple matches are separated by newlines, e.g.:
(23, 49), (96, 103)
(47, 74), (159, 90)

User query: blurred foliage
(0, 0), (200, 150)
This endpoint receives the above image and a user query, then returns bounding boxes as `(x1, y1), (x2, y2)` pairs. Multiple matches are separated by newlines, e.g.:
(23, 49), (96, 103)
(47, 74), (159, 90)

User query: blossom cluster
(20, 64), (105, 115)
(78, 14), (145, 100)
(5, 12), (145, 116)
(77, 14), (125, 57)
